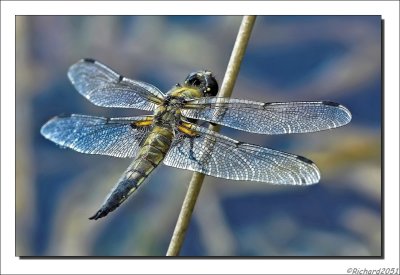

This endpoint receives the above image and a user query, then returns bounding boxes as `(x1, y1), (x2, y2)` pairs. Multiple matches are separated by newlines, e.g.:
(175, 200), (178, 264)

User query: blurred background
(16, 16), (381, 256)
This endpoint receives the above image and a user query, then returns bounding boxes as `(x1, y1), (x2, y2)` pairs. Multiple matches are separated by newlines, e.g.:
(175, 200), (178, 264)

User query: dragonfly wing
(182, 98), (352, 134)
(164, 123), (320, 185)
(41, 114), (152, 158)
(68, 59), (165, 111)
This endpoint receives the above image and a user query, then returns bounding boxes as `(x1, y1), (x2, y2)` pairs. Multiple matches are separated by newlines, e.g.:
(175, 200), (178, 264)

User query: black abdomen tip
(89, 207), (113, 220)
(88, 210), (103, 220)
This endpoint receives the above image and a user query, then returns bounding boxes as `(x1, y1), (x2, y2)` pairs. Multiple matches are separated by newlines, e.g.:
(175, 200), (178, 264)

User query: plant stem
(166, 15), (257, 256)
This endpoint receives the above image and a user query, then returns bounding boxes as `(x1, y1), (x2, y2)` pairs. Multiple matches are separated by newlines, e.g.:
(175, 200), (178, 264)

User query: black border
(14, 15), (384, 259)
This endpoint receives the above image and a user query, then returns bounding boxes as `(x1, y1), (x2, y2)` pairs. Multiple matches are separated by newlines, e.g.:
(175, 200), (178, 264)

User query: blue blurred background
(16, 16), (381, 256)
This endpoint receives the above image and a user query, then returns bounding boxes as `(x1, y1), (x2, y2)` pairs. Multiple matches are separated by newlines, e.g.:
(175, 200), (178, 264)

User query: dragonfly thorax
(153, 104), (182, 128)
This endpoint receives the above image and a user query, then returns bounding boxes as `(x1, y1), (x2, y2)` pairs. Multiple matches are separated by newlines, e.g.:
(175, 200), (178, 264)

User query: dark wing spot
(118, 75), (124, 82)
(233, 141), (243, 147)
(82, 58), (96, 63)
(296, 155), (315, 165)
(321, 101), (340, 107)
(263, 102), (273, 109)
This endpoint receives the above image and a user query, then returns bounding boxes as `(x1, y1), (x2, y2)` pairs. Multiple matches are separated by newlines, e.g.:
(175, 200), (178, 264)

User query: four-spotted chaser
(41, 59), (352, 220)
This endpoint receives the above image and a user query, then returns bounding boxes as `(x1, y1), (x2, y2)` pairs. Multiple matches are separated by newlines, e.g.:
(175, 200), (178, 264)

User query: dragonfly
(41, 59), (352, 220)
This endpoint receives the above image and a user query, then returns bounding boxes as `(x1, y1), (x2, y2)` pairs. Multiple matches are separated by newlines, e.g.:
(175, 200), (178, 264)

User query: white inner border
(2, 1), (399, 274)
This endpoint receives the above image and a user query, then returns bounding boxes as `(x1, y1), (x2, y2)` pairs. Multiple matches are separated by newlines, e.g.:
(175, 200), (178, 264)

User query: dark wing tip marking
(118, 75), (124, 82)
(82, 58), (96, 63)
(296, 155), (315, 165)
(321, 101), (340, 107)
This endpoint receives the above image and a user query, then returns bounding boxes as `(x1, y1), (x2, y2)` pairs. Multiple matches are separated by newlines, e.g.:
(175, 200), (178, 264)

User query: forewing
(68, 59), (165, 111)
(164, 124), (320, 185)
(40, 114), (152, 158)
(182, 98), (352, 134)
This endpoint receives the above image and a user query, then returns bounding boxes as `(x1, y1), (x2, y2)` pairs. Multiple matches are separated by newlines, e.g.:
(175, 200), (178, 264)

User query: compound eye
(204, 75), (219, 97)
(184, 71), (219, 97)
(184, 72), (202, 87)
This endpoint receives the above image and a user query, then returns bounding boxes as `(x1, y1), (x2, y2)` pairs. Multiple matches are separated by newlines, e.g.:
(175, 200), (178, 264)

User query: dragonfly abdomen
(89, 162), (150, 220)
(89, 126), (174, 220)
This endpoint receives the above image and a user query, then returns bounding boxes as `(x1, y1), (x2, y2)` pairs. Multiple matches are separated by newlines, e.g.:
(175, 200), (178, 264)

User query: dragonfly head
(184, 70), (219, 97)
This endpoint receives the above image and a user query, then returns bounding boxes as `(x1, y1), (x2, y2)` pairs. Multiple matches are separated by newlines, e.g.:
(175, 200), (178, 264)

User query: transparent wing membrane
(164, 123), (320, 185)
(40, 114), (152, 158)
(68, 59), (165, 111)
(182, 98), (352, 134)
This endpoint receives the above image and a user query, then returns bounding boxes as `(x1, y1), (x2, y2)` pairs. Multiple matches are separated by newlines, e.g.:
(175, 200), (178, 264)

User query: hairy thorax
(154, 85), (204, 129)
